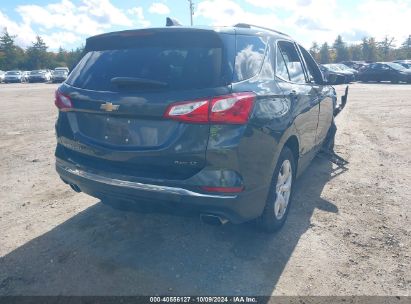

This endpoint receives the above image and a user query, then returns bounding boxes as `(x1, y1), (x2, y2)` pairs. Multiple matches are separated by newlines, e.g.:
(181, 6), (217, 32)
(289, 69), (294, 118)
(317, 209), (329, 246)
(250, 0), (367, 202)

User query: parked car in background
(341, 61), (368, 71)
(335, 63), (359, 80)
(358, 62), (411, 83)
(55, 24), (345, 232)
(320, 64), (351, 84)
(54, 67), (69, 73)
(393, 60), (411, 69)
(22, 71), (31, 82)
(28, 70), (52, 82)
(0, 70), (5, 83)
(4, 70), (24, 83)
(52, 68), (69, 82)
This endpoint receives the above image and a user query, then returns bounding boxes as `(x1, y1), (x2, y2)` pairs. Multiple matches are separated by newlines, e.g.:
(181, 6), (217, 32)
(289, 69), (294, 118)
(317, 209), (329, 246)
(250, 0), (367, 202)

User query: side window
(298, 44), (323, 84)
(275, 45), (290, 81)
(277, 41), (306, 83)
(233, 35), (266, 82)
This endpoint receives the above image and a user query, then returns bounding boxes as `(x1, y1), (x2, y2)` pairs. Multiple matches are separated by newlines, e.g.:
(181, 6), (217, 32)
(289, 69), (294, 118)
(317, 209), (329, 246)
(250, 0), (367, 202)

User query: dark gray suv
(55, 24), (339, 232)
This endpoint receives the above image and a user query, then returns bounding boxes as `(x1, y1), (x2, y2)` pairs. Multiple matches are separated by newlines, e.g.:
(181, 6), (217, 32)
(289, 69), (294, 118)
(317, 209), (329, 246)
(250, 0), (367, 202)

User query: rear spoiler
(334, 86), (348, 117)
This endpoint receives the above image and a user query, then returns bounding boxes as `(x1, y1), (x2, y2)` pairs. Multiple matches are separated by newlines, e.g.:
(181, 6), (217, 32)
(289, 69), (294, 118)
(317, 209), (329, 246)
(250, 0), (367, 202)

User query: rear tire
(391, 77), (399, 84)
(257, 147), (296, 233)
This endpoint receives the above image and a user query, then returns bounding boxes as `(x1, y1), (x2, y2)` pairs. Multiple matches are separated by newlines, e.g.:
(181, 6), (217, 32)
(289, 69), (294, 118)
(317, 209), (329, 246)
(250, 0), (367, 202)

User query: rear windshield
(66, 31), (234, 91)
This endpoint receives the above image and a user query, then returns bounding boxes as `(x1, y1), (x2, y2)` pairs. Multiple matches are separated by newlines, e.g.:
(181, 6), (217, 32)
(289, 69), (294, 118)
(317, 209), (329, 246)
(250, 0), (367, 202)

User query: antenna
(188, 0), (194, 26)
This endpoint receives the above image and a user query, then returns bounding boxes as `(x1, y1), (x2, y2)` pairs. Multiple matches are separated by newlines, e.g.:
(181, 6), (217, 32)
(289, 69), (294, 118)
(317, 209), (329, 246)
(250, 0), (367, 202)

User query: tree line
(1, 27), (411, 71)
(0, 28), (84, 71)
(310, 35), (411, 64)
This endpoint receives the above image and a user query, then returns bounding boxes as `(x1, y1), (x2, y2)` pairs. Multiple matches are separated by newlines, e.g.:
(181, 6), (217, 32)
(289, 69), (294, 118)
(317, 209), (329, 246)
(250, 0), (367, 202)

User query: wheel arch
(283, 135), (300, 171)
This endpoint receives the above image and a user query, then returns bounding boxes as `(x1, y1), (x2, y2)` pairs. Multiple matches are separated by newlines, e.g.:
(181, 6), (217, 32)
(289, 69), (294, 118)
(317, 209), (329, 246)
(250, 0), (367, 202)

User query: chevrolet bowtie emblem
(100, 102), (119, 112)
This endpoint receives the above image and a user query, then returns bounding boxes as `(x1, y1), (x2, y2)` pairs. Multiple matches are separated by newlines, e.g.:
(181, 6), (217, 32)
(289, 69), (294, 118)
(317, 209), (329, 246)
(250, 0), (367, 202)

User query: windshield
(386, 62), (407, 70)
(67, 31), (233, 91)
(337, 64), (350, 70)
(324, 64), (340, 72)
(31, 70), (45, 74)
(6, 71), (20, 75)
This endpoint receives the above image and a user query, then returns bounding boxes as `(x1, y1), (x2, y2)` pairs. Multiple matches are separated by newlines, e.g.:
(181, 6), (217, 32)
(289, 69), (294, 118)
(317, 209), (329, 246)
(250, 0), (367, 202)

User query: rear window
(233, 35), (266, 82)
(66, 31), (234, 91)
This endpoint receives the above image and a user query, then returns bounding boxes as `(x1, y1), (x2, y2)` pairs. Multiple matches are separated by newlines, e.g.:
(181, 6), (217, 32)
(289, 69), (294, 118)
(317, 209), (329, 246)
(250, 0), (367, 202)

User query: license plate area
(75, 113), (176, 148)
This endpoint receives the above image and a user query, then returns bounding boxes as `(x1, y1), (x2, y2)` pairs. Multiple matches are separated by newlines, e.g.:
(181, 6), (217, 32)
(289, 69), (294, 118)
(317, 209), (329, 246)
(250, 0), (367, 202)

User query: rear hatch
(57, 28), (234, 180)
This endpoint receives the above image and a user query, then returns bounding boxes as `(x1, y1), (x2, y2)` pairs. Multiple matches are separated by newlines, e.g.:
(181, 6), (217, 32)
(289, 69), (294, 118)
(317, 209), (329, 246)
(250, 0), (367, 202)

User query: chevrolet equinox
(55, 24), (340, 232)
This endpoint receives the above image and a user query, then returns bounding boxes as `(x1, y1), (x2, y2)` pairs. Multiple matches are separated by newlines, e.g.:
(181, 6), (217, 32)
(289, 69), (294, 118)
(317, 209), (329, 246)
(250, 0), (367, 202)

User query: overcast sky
(1, 0), (410, 50)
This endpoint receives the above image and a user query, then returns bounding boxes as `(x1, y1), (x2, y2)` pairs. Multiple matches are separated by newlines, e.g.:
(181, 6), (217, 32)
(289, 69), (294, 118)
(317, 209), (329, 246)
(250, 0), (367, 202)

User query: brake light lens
(164, 100), (209, 123)
(164, 92), (255, 124)
(210, 93), (255, 124)
(55, 90), (72, 111)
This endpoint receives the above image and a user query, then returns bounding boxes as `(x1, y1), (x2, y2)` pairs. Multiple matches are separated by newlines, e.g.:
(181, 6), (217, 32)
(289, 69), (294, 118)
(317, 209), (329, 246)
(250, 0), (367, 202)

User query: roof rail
(233, 23), (289, 37)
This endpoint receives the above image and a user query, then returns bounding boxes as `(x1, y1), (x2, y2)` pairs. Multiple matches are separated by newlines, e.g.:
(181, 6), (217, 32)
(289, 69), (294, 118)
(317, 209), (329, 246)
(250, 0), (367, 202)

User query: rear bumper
(56, 158), (268, 223)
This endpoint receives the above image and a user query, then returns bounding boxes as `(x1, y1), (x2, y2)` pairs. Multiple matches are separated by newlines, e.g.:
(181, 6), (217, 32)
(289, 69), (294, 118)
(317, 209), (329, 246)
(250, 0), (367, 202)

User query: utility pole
(188, 0), (194, 26)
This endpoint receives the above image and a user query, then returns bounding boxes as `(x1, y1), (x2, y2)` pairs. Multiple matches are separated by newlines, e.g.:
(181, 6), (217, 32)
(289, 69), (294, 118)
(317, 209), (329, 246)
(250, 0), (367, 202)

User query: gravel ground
(0, 82), (410, 296)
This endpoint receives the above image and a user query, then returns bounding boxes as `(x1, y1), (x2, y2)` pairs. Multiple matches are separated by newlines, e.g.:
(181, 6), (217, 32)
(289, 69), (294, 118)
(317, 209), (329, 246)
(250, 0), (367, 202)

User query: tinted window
(66, 32), (233, 91)
(275, 45), (290, 81)
(233, 35), (266, 82)
(277, 41), (306, 83)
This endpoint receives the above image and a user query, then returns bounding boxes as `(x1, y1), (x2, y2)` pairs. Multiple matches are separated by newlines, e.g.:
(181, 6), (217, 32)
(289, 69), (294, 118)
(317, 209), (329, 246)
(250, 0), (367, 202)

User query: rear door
(297, 45), (334, 147)
(274, 40), (319, 155)
(58, 29), (234, 180)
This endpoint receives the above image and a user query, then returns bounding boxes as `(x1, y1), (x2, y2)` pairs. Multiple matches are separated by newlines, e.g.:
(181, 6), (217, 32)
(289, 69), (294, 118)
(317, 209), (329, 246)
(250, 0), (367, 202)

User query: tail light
(55, 90), (72, 111)
(164, 92), (255, 124)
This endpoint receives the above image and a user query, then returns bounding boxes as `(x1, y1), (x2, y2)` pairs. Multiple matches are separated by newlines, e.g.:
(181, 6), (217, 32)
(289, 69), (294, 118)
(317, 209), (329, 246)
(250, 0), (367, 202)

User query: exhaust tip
(69, 184), (81, 193)
(200, 214), (229, 226)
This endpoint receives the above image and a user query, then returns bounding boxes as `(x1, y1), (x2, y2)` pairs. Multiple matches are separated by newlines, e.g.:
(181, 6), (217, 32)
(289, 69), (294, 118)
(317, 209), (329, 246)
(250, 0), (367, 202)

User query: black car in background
(335, 63), (359, 80)
(358, 62), (411, 83)
(55, 24), (342, 232)
(341, 61), (368, 71)
(393, 60), (411, 69)
(320, 64), (352, 84)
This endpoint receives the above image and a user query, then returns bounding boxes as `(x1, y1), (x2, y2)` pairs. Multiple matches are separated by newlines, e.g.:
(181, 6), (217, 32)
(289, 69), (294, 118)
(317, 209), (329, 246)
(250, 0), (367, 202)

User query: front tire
(257, 147), (296, 233)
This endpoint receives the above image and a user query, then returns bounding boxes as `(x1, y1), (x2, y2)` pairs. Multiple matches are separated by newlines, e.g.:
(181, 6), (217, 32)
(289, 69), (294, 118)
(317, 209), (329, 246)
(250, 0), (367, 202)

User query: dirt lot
(0, 82), (410, 296)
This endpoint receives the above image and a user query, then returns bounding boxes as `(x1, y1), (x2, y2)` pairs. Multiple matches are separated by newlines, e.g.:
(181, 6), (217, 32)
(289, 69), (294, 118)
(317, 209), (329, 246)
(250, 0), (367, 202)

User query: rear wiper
(110, 77), (168, 88)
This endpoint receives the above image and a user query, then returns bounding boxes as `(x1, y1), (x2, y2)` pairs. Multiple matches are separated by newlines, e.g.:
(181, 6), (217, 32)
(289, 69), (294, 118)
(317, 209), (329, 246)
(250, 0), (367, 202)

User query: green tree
(362, 37), (378, 62)
(309, 42), (320, 62)
(319, 42), (330, 64)
(66, 46), (85, 70)
(25, 36), (49, 70)
(0, 28), (22, 70)
(333, 35), (350, 62)
(348, 45), (363, 61)
(399, 35), (411, 59)
(377, 36), (395, 61)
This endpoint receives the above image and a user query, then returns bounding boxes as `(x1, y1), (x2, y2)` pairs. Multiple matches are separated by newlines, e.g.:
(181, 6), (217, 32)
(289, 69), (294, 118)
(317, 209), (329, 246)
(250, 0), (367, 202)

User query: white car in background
(4, 70), (24, 83)
(52, 67), (70, 82)
(0, 70), (5, 83)
(28, 70), (52, 83)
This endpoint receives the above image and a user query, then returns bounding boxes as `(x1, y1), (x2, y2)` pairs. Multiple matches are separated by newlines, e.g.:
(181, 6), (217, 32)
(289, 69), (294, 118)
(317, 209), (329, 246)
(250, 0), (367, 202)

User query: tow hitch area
(318, 149), (349, 168)
(319, 85), (349, 170)
(334, 85), (349, 116)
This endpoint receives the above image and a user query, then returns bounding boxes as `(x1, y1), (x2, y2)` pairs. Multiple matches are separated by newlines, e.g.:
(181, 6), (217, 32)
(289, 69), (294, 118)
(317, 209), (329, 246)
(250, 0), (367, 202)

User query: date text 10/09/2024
(149, 296), (258, 303)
